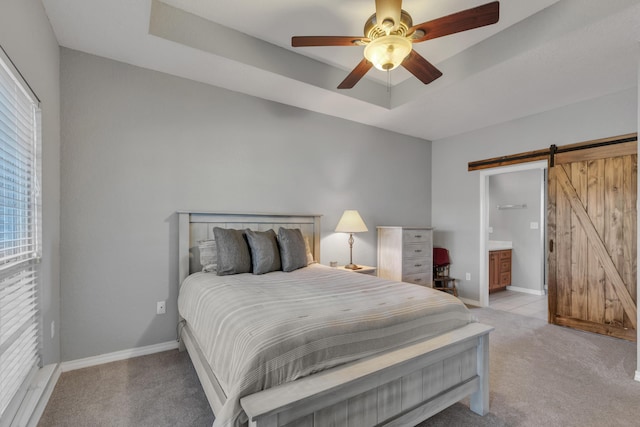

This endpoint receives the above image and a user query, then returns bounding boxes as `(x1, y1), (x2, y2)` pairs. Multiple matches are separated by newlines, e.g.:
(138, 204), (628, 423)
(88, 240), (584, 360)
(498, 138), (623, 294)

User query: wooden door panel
(586, 158), (606, 324)
(554, 166), (573, 318)
(604, 156), (625, 328)
(556, 163), (636, 328)
(570, 162), (588, 321)
(623, 154), (637, 303)
(547, 158), (557, 324)
(549, 142), (637, 341)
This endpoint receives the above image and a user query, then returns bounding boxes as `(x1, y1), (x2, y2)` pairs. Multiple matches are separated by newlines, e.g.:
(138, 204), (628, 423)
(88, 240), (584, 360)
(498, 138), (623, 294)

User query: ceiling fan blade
(337, 59), (373, 89)
(375, 0), (402, 32)
(410, 1), (500, 43)
(292, 36), (369, 47)
(402, 50), (443, 85)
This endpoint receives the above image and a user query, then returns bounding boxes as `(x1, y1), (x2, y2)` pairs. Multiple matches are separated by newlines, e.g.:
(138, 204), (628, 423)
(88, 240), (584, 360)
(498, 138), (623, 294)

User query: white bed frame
(177, 211), (493, 427)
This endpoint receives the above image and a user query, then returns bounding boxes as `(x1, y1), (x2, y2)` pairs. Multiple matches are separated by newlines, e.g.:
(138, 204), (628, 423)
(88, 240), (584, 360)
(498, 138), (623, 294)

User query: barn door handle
(549, 239), (554, 253)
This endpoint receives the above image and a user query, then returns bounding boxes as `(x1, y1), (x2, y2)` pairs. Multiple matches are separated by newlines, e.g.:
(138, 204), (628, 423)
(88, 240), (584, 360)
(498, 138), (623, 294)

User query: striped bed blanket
(178, 264), (475, 427)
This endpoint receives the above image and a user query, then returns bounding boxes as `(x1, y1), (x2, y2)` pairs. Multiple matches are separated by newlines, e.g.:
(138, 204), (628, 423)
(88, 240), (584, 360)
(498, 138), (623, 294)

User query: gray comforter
(178, 264), (474, 427)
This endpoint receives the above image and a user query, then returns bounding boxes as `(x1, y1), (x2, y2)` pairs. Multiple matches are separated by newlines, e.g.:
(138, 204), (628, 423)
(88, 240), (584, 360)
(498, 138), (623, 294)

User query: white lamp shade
(364, 35), (412, 71)
(335, 210), (368, 233)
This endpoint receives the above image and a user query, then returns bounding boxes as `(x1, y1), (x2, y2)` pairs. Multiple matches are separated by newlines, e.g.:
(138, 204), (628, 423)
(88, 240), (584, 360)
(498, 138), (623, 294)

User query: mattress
(178, 264), (475, 427)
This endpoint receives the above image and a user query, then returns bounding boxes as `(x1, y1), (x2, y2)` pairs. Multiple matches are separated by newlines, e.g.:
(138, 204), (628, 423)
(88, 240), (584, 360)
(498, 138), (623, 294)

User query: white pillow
(198, 239), (217, 272)
(304, 236), (316, 265)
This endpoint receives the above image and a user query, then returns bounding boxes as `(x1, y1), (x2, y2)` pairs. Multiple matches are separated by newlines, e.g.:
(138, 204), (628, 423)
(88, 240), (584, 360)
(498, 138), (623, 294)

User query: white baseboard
(635, 370), (640, 382)
(506, 286), (546, 296)
(61, 340), (179, 372)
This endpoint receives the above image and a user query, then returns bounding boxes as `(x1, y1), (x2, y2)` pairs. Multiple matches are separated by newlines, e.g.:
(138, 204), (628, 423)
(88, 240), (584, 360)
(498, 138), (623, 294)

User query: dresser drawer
(403, 230), (431, 244)
(402, 273), (431, 287)
(499, 250), (511, 260)
(402, 258), (430, 275)
(402, 242), (429, 259)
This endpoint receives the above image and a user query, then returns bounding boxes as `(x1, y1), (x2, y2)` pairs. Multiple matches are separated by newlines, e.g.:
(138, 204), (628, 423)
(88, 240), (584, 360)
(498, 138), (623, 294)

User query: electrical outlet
(51, 321), (55, 339)
(465, 273), (471, 281)
(157, 301), (166, 315)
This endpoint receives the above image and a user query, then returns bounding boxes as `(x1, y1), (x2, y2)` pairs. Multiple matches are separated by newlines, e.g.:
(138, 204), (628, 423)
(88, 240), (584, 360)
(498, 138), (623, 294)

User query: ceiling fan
(292, 0), (500, 89)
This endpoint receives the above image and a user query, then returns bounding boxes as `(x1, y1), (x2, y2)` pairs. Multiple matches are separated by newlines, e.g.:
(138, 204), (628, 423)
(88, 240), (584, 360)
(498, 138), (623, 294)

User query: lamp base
(344, 263), (362, 270)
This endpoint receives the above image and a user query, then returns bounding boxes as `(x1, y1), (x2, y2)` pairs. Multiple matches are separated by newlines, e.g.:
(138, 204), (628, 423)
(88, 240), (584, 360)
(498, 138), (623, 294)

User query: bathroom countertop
(488, 240), (513, 251)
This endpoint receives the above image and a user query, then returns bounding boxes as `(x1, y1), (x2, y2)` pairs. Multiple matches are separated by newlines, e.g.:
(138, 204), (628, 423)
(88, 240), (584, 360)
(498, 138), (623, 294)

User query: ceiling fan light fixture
(291, 1), (500, 89)
(364, 35), (412, 71)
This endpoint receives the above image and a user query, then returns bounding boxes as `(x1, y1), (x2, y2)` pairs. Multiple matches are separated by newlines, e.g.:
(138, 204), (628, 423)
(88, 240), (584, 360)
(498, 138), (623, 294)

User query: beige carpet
(39, 348), (214, 426)
(39, 307), (640, 426)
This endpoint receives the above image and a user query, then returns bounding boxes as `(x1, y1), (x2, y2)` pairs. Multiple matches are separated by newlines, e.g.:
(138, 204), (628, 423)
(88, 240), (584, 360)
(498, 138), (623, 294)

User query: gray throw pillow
(278, 228), (308, 272)
(213, 227), (251, 275)
(245, 229), (281, 275)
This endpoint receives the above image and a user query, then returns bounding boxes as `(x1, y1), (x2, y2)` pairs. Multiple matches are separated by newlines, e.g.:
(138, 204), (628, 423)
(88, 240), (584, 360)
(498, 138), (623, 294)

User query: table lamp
(335, 210), (368, 270)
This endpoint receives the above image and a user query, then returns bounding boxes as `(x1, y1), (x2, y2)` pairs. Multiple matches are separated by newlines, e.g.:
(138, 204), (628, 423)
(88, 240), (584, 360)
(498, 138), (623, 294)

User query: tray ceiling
(41, 0), (640, 140)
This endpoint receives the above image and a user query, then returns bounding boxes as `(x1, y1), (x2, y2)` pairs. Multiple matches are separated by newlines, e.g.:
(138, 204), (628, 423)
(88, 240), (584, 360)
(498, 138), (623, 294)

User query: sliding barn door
(548, 141), (637, 341)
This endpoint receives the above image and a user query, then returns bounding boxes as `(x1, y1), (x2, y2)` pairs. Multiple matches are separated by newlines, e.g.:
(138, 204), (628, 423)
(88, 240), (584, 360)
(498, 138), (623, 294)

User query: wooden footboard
(240, 323), (493, 427)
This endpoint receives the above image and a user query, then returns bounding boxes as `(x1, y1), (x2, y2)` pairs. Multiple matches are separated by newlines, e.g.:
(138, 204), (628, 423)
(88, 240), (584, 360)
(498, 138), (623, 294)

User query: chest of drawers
(377, 226), (433, 287)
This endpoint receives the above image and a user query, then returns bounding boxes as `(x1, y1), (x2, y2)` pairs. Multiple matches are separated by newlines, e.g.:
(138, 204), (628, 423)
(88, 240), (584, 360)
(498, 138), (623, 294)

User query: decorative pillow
(245, 229), (281, 275)
(198, 239), (217, 272)
(278, 228), (308, 272)
(213, 227), (251, 276)
(304, 235), (316, 265)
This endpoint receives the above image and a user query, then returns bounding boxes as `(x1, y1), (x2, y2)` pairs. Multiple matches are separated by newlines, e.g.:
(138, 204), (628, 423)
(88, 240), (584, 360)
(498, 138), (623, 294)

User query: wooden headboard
(177, 211), (322, 286)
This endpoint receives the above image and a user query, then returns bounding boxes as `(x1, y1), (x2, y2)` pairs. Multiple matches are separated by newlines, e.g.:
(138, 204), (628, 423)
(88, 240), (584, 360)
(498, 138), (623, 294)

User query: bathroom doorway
(478, 161), (547, 319)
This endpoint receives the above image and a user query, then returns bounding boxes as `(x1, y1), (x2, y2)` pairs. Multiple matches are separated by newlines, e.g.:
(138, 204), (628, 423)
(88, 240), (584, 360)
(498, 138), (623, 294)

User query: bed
(177, 211), (493, 427)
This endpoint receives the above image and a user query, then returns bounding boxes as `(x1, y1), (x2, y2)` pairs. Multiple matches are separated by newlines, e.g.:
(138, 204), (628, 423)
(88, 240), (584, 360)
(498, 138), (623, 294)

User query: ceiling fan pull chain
(387, 70), (391, 92)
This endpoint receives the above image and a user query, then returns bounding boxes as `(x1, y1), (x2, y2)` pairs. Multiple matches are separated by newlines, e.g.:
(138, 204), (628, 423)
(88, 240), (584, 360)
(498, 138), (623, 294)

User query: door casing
(479, 160), (547, 307)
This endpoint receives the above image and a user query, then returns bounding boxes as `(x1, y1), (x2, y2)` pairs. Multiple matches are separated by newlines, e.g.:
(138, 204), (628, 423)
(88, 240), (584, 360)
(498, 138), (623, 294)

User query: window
(0, 47), (42, 422)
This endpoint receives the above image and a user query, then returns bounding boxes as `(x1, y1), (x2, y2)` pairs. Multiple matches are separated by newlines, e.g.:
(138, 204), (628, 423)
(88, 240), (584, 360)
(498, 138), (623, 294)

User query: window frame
(0, 44), (42, 423)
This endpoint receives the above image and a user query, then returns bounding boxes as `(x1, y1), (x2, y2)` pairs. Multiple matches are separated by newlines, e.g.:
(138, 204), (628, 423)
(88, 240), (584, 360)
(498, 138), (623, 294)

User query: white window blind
(0, 46), (42, 423)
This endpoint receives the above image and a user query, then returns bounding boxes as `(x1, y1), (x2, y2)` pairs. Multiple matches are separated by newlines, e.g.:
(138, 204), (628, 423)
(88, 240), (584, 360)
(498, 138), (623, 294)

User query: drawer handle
(414, 278), (422, 282)
(415, 249), (422, 253)
(414, 263), (422, 267)
(414, 235), (422, 238)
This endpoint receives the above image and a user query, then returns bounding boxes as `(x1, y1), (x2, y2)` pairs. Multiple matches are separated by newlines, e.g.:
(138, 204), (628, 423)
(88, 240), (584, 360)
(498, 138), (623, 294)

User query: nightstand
(335, 265), (377, 275)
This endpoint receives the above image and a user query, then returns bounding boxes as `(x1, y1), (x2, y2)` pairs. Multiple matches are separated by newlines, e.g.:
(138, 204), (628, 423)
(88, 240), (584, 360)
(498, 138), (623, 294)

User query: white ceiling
(41, 0), (640, 141)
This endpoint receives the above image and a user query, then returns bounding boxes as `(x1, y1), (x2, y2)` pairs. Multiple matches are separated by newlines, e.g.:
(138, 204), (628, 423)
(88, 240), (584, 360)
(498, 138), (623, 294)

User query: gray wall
(60, 49), (432, 361)
(489, 169), (544, 292)
(432, 87), (637, 303)
(0, 0), (61, 365)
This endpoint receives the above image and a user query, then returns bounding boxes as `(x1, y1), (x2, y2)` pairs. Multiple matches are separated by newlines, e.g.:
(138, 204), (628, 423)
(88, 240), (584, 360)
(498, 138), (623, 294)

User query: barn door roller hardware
(468, 134), (637, 171)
